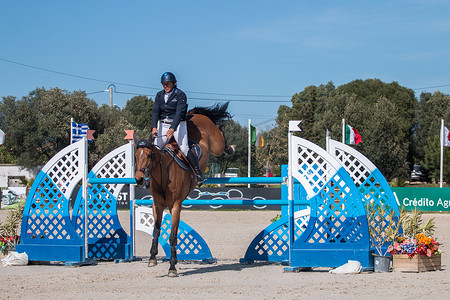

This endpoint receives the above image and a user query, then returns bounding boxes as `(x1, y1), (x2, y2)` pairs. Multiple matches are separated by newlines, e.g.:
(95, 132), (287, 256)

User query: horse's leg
(148, 202), (164, 267)
(168, 201), (182, 277)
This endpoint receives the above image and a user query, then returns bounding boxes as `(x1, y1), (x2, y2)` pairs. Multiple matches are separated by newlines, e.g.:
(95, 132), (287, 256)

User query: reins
(137, 144), (169, 194)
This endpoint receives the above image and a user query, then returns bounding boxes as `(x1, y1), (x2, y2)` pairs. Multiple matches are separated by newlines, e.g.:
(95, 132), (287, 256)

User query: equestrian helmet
(161, 72), (176, 83)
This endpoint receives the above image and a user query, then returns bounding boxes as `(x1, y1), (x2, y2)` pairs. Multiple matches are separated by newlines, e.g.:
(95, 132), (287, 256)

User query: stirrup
(196, 175), (205, 187)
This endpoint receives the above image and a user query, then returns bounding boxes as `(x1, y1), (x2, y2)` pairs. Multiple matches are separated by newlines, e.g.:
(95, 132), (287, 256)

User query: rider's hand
(166, 128), (174, 139)
(151, 128), (158, 138)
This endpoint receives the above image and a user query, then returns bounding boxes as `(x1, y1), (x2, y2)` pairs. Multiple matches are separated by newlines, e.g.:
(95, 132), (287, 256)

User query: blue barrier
(135, 199), (308, 206)
(88, 177), (137, 185)
(204, 177), (284, 184)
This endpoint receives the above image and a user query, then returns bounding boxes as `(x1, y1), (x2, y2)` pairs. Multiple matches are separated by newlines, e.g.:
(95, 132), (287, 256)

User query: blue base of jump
(89, 242), (132, 260)
(16, 244), (84, 263)
(289, 248), (374, 270)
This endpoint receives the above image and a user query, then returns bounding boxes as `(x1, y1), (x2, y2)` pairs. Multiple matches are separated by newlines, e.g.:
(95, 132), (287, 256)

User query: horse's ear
(133, 134), (140, 145)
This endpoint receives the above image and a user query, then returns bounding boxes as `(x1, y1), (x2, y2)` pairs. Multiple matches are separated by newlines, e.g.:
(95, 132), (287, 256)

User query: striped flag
(443, 126), (450, 147)
(250, 125), (264, 147)
(71, 121), (92, 143)
(345, 125), (361, 145)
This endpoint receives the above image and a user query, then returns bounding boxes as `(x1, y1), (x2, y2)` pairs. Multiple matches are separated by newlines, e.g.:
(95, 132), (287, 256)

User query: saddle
(162, 139), (202, 171)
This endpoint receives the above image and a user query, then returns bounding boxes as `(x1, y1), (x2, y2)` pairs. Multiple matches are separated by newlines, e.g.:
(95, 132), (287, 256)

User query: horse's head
(134, 138), (158, 189)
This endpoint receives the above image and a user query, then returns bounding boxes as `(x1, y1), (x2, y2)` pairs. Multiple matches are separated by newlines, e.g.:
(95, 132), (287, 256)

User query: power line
(86, 90), (107, 95)
(413, 84), (450, 90)
(114, 90), (291, 103)
(0, 57), (158, 90)
(0, 57), (292, 98)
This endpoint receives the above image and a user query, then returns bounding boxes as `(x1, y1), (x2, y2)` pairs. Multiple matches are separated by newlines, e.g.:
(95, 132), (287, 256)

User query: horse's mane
(188, 102), (232, 125)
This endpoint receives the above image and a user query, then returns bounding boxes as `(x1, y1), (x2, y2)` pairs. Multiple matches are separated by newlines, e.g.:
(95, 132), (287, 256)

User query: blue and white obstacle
(16, 122), (399, 270)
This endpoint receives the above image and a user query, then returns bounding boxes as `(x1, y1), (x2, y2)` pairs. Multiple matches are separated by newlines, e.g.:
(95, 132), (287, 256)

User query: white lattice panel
(41, 140), (85, 199)
(91, 142), (133, 198)
(290, 136), (343, 199)
(135, 205), (168, 235)
(327, 138), (375, 187)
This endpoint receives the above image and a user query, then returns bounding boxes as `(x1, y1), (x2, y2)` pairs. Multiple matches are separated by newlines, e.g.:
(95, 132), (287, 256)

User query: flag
(250, 125), (264, 147)
(71, 121), (92, 143)
(443, 126), (450, 147)
(0, 129), (5, 145)
(345, 125), (361, 145)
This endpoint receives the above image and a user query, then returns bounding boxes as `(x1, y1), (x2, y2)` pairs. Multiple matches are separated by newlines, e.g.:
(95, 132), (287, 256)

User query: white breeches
(155, 120), (189, 156)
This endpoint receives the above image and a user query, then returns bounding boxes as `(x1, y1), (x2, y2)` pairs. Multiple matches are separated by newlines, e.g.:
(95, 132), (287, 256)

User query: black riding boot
(186, 151), (205, 186)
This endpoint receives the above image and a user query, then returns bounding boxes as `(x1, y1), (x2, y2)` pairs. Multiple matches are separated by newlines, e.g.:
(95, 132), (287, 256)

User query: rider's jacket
(151, 88), (188, 130)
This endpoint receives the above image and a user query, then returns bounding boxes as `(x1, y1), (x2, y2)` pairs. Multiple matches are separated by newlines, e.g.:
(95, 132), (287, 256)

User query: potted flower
(1, 234), (19, 258)
(387, 209), (441, 272)
(0, 200), (24, 258)
(366, 202), (406, 272)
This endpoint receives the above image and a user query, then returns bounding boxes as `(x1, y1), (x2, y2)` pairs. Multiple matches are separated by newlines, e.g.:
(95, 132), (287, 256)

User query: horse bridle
(137, 141), (157, 189)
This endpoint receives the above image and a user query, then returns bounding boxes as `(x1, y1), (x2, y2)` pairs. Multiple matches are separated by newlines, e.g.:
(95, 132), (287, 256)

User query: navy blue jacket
(151, 88), (188, 130)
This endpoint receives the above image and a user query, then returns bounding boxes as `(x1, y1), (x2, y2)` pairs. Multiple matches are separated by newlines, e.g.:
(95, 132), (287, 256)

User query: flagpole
(440, 119), (444, 188)
(326, 129), (330, 152)
(248, 119), (251, 188)
(70, 118), (73, 144)
(342, 118), (345, 144)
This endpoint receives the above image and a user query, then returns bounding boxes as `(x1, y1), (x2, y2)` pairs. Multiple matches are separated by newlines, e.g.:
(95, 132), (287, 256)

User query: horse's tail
(188, 102), (232, 125)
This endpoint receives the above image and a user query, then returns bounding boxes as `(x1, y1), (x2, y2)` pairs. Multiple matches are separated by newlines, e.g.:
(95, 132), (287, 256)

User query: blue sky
(1, 1), (449, 130)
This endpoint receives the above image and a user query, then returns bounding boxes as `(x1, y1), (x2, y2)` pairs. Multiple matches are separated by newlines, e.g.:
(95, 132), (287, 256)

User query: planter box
(393, 254), (441, 272)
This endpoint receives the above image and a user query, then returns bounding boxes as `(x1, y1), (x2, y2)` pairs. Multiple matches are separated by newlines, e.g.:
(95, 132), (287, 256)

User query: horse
(134, 102), (233, 277)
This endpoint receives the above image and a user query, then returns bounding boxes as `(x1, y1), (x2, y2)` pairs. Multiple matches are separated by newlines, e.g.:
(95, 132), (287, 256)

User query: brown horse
(134, 102), (233, 277)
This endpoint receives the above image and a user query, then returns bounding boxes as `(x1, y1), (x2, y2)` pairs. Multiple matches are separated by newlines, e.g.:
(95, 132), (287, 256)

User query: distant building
(0, 164), (41, 188)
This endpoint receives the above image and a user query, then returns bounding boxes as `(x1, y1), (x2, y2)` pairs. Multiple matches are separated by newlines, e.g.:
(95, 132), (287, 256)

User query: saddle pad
(163, 146), (190, 170)
(163, 140), (203, 171)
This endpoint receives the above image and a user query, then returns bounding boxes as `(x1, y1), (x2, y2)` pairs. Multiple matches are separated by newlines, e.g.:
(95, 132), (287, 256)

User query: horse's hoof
(168, 270), (178, 277)
(148, 259), (157, 267)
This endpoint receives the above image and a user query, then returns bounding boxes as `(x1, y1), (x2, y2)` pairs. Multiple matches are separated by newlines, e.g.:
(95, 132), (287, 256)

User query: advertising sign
(392, 187), (450, 212)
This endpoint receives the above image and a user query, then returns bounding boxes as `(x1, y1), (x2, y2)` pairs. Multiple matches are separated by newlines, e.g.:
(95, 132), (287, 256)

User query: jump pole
(287, 121), (302, 269)
(82, 137), (89, 261)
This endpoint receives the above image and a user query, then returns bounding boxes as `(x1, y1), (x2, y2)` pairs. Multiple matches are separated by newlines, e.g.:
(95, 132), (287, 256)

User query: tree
(123, 95), (154, 131)
(207, 120), (247, 176)
(0, 96), (18, 163)
(415, 92), (450, 163)
(90, 104), (150, 165)
(4, 88), (99, 168)
(270, 79), (417, 180)
(362, 97), (410, 179)
(421, 135), (450, 184)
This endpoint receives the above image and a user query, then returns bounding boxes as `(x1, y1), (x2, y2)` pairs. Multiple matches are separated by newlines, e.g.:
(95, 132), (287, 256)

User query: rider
(151, 72), (205, 186)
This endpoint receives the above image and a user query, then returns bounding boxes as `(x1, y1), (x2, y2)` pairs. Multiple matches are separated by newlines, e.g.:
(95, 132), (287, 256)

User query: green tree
(5, 88), (99, 168)
(0, 96), (18, 163)
(270, 79), (417, 180)
(90, 104), (150, 164)
(123, 95), (154, 131)
(421, 135), (450, 183)
(415, 92), (450, 163)
(207, 120), (247, 175)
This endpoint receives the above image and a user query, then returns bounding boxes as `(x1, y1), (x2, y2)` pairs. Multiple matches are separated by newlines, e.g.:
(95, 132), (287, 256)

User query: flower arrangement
(386, 208), (441, 258)
(388, 233), (441, 258)
(0, 200), (24, 255)
(1, 234), (19, 255)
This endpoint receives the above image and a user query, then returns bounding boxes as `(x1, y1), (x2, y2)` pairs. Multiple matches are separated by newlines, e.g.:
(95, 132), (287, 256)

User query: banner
(392, 187), (450, 211)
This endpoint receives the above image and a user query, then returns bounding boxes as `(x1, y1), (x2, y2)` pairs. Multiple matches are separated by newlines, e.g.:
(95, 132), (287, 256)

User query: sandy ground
(1, 209), (449, 300)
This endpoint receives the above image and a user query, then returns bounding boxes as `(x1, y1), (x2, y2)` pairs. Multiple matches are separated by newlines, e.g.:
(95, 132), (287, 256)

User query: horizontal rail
(204, 177), (285, 184)
(88, 177), (285, 185)
(135, 199), (309, 206)
(88, 177), (137, 184)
